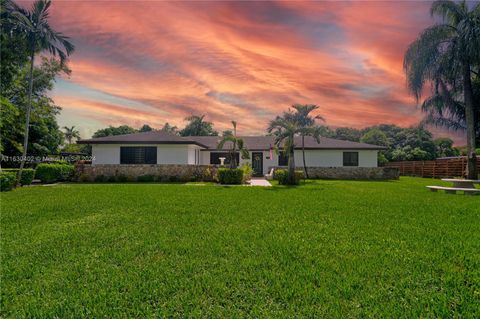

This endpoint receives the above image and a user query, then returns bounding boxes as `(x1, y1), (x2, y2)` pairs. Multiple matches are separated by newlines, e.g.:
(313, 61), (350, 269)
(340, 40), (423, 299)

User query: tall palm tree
(217, 121), (249, 168)
(289, 104), (325, 178)
(9, 0), (74, 185)
(404, 0), (480, 178)
(63, 126), (80, 144)
(179, 115), (218, 136)
(267, 114), (301, 185)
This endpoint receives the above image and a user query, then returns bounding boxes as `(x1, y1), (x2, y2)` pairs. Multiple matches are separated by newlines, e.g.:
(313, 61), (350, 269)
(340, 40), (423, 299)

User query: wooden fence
(384, 157), (480, 178)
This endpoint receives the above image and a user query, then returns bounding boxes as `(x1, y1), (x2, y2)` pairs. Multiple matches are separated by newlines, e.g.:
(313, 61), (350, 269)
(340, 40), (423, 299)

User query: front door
(252, 152), (263, 176)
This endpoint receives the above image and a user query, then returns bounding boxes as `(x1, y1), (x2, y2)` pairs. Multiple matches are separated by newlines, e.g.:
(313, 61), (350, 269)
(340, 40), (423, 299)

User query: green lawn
(1, 177), (479, 318)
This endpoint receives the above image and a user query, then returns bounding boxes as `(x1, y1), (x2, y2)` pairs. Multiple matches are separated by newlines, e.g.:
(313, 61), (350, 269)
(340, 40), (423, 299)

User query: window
(120, 147), (157, 164)
(278, 151), (288, 166)
(343, 152), (359, 166)
(210, 152), (239, 165)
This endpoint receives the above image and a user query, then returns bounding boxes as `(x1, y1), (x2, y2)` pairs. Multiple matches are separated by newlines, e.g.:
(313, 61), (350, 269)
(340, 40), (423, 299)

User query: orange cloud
(25, 0), (459, 140)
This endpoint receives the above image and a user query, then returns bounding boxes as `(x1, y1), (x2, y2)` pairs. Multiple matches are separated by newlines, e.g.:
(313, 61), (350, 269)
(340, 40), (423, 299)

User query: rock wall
(269, 166), (399, 180)
(75, 164), (218, 182)
(303, 167), (399, 180)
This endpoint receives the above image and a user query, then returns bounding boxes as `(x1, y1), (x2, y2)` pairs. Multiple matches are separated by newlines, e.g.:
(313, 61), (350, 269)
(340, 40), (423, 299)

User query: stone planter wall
(75, 164), (219, 182)
(270, 167), (399, 180)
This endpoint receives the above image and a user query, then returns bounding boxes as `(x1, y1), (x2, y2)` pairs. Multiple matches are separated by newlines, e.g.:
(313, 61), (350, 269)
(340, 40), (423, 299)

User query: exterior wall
(292, 150), (378, 168)
(305, 167), (399, 180)
(92, 144), (196, 165)
(200, 149), (378, 174)
(75, 164), (218, 182)
(92, 145), (378, 172)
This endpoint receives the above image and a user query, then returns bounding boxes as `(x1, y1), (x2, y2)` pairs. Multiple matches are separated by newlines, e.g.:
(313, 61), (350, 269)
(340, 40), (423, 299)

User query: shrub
(94, 175), (107, 183)
(0, 172), (16, 192)
(117, 174), (128, 182)
(137, 174), (155, 182)
(3, 169), (35, 185)
(35, 163), (74, 183)
(240, 163), (253, 183)
(274, 169), (304, 185)
(107, 175), (117, 183)
(217, 168), (244, 185)
(78, 173), (91, 182)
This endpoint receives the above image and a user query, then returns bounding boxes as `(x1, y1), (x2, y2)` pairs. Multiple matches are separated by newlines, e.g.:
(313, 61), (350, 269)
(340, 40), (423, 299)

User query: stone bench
(427, 186), (480, 195)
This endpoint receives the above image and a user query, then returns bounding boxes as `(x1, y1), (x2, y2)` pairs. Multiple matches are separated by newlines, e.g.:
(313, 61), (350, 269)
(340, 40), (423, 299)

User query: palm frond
(431, 0), (465, 25)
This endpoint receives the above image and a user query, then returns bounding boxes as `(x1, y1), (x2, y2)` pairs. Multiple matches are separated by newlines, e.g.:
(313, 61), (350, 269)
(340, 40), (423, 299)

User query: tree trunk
(301, 135), (308, 178)
(463, 63), (477, 179)
(17, 49), (35, 186)
(288, 143), (295, 184)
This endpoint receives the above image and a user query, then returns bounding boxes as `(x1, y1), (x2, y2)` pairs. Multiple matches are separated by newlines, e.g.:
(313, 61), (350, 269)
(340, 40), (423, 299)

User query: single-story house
(78, 131), (385, 176)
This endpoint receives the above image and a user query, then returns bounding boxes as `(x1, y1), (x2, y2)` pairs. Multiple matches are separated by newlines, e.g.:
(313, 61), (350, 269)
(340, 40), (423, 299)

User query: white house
(78, 131), (385, 176)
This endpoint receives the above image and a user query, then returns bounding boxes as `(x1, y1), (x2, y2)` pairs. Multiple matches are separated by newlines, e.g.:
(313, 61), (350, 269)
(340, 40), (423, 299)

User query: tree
(217, 121), (249, 168)
(360, 128), (389, 147)
(92, 125), (136, 138)
(179, 115), (218, 136)
(1, 58), (69, 166)
(288, 104), (324, 178)
(404, 0), (480, 178)
(160, 123), (178, 135)
(434, 137), (459, 157)
(138, 124), (154, 132)
(267, 113), (301, 185)
(222, 130), (233, 137)
(63, 126), (80, 144)
(334, 127), (362, 142)
(9, 0), (74, 184)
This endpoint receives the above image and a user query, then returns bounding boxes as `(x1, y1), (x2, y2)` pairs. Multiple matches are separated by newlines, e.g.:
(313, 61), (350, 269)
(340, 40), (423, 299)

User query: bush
(217, 168), (244, 185)
(3, 169), (35, 185)
(94, 175), (107, 183)
(107, 175), (117, 183)
(240, 163), (253, 183)
(274, 169), (304, 185)
(78, 173), (91, 182)
(117, 174), (128, 182)
(0, 172), (16, 192)
(137, 174), (155, 182)
(35, 163), (74, 183)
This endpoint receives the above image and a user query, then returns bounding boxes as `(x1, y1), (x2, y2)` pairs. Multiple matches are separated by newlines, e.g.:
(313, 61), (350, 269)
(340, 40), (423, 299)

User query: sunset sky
(27, 0), (465, 141)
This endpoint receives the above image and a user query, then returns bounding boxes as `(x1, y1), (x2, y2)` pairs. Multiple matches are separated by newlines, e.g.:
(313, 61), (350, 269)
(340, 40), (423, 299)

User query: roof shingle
(78, 131), (385, 150)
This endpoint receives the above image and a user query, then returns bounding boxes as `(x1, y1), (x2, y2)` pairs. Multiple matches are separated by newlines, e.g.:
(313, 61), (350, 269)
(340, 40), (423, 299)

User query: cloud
(24, 0), (461, 141)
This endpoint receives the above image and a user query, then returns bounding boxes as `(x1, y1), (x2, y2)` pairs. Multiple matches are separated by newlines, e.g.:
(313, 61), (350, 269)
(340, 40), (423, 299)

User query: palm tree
(217, 121), (249, 168)
(289, 104), (325, 178)
(9, 0), (74, 185)
(267, 114), (301, 185)
(179, 115), (218, 136)
(63, 126), (80, 144)
(404, 0), (480, 178)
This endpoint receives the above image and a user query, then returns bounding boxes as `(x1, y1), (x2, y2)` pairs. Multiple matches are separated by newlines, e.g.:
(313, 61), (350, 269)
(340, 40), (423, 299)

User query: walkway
(248, 178), (272, 187)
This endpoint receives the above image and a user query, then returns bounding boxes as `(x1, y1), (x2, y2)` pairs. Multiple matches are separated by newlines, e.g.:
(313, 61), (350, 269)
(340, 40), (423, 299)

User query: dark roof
(189, 136), (385, 150)
(77, 131), (208, 147)
(78, 131), (385, 150)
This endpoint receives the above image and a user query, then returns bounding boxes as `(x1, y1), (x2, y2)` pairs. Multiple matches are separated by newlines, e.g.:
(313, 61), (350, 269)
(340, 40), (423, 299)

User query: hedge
(0, 172), (16, 192)
(274, 169), (304, 185)
(3, 169), (35, 185)
(217, 168), (244, 185)
(35, 163), (74, 183)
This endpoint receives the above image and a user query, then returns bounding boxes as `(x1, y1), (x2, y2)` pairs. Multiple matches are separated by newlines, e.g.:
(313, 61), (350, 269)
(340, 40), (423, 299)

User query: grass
(1, 177), (479, 318)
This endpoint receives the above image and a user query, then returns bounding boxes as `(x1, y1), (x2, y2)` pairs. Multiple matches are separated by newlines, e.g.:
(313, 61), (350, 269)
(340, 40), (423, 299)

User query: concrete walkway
(248, 178), (272, 187)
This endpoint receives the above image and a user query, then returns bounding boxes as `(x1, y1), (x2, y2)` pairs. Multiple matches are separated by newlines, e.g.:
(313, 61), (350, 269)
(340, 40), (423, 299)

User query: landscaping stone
(75, 164), (218, 182)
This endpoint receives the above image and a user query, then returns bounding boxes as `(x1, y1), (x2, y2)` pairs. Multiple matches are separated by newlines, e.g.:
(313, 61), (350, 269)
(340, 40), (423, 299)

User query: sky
(25, 0), (466, 141)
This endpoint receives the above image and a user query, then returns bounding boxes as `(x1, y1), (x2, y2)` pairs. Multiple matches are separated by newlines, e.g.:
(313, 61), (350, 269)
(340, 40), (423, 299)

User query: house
(78, 131), (385, 176)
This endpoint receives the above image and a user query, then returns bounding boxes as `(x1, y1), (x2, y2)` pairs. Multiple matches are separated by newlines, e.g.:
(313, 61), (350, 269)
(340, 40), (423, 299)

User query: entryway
(252, 152), (263, 177)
